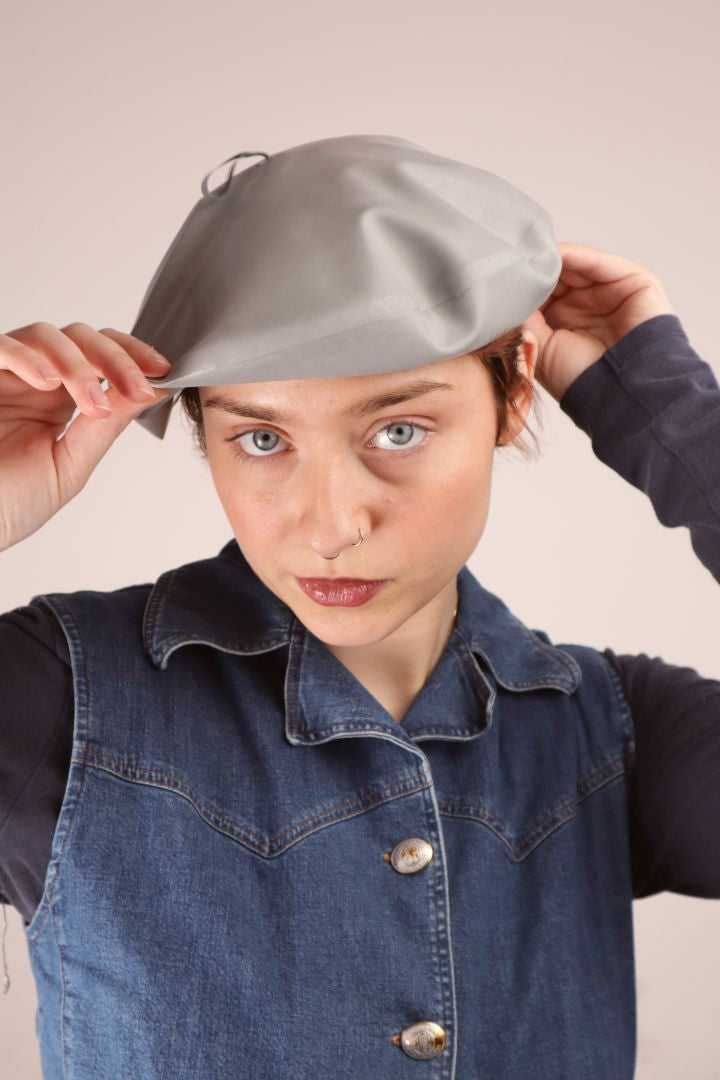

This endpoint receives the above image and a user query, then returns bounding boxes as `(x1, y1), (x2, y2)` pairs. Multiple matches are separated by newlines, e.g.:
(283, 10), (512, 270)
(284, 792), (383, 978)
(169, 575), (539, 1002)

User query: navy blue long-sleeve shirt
(1, 312), (719, 927)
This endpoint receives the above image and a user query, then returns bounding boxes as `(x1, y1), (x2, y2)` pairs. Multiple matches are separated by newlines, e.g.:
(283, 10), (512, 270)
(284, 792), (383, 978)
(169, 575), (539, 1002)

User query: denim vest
(25, 538), (637, 1079)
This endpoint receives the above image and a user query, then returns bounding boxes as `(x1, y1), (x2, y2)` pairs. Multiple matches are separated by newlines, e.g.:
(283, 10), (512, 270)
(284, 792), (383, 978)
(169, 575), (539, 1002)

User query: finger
(540, 271), (595, 308)
(7, 322), (118, 416)
(555, 241), (649, 282)
(542, 245), (645, 309)
(539, 279), (575, 314)
(0, 331), (67, 389)
(95, 327), (172, 372)
(559, 276), (644, 311)
(554, 268), (598, 288)
(60, 322), (169, 405)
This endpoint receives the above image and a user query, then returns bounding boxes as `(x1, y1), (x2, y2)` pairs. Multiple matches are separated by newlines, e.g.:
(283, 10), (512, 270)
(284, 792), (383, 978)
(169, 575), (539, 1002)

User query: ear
(496, 330), (538, 447)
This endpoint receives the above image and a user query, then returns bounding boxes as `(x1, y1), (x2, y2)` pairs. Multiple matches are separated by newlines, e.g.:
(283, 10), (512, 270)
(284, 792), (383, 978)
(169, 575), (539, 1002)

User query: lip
(295, 576), (389, 607)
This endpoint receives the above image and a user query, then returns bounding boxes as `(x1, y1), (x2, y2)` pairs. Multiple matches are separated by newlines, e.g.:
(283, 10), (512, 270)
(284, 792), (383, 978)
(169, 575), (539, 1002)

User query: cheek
(207, 459), (278, 537)
(438, 463), (492, 530)
(396, 441), (495, 549)
(222, 493), (278, 540)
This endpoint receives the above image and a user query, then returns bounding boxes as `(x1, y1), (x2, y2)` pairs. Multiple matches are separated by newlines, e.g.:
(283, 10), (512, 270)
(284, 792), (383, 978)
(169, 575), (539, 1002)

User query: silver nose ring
(323, 527), (364, 560)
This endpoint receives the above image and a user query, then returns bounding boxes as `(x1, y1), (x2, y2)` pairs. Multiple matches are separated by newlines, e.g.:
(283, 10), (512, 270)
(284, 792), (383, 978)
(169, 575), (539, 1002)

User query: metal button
(399, 1020), (447, 1059)
(389, 837), (434, 874)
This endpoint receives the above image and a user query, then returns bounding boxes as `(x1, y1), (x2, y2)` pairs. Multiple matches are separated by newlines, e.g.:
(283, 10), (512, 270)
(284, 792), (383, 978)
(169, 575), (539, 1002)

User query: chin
(303, 605), (399, 641)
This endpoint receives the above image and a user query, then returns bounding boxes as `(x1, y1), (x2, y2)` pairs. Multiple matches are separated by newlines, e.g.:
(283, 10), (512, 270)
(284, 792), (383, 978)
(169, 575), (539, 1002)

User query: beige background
(1, 0), (719, 1075)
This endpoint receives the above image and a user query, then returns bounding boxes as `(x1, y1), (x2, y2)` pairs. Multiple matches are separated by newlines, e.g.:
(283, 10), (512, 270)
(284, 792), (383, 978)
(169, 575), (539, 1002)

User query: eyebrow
(201, 378), (457, 423)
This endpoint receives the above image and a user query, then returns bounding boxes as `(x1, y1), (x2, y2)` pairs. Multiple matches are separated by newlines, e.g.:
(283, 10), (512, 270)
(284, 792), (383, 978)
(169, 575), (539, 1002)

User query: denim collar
(143, 538), (581, 744)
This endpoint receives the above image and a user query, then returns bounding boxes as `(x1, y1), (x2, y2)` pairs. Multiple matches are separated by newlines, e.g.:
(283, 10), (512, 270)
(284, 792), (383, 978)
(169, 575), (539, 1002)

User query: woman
(1, 147), (719, 1077)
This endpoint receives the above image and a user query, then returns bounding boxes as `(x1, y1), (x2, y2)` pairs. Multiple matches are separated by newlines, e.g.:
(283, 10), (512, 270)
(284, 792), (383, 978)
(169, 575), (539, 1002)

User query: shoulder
(28, 580), (155, 630)
(0, 599), (74, 666)
(530, 628), (629, 697)
(526, 629), (636, 742)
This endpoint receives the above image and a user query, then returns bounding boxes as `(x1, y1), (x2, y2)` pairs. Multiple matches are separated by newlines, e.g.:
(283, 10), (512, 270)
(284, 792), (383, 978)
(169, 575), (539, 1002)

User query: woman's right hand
(0, 321), (173, 553)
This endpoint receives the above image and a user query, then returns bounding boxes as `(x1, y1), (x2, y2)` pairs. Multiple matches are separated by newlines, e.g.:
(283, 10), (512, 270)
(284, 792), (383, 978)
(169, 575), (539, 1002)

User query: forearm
(559, 313), (720, 583)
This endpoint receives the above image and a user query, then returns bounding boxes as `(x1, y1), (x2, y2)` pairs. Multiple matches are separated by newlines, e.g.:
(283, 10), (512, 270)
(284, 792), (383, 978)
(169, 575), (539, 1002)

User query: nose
(313, 527), (365, 561)
(294, 455), (376, 562)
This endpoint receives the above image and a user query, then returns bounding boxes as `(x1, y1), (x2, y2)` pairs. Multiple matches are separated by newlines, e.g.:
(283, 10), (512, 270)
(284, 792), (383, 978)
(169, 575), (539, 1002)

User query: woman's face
(199, 337), (536, 648)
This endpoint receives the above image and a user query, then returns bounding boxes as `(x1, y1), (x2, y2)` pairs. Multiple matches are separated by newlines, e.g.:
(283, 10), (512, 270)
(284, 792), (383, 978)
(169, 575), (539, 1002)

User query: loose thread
(1, 902), (11, 993)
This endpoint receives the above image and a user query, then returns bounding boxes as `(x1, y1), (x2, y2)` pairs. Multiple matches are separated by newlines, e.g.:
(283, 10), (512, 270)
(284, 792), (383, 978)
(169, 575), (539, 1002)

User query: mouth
(298, 577), (382, 583)
(294, 576), (389, 607)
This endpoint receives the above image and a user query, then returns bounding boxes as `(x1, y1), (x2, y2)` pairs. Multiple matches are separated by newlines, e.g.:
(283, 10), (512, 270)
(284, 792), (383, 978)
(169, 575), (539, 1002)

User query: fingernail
(36, 361), (62, 381)
(131, 373), (157, 399)
(89, 383), (111, 410)
(150, 357), (172, 369)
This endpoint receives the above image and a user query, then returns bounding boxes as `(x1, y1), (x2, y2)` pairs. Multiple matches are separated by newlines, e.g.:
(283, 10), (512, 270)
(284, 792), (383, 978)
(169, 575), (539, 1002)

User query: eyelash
(225, 419), (433, 466)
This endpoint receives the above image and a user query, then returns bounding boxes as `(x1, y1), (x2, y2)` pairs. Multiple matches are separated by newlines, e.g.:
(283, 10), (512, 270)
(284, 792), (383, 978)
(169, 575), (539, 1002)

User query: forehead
(198, 351), (482, 418)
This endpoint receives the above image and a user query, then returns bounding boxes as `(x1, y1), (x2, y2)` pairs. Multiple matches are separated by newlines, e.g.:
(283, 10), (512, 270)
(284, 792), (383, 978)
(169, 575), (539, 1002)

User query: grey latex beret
(130, 133), (562, 439)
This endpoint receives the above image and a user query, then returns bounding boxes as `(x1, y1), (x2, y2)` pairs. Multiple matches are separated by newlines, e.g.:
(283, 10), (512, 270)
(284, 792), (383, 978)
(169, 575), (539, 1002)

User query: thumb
(54, 384), (172, 493)
(521, 309), (553, 359)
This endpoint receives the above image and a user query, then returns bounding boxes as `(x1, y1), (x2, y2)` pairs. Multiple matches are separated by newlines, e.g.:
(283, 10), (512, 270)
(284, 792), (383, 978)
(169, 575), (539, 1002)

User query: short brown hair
(179, 325), (542, 461)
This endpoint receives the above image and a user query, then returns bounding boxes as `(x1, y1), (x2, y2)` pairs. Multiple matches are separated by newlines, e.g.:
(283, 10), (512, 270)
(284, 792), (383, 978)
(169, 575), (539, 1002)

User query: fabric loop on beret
(200, 151), (270, 200)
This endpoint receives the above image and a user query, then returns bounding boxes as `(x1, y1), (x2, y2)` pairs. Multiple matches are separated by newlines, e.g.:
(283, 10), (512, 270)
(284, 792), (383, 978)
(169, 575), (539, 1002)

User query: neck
(323, 581), (459, 723)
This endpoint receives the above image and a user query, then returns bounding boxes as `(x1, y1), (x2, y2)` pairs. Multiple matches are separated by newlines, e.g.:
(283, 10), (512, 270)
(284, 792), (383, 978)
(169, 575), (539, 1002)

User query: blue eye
(226, 420), (431, 465)
(370, 421), (426, 452)
(227, 428), (286, 465)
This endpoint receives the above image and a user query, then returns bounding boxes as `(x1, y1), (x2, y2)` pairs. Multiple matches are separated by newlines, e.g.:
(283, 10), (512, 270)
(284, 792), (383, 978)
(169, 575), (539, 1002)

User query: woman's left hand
(521, 242), (676, 403)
